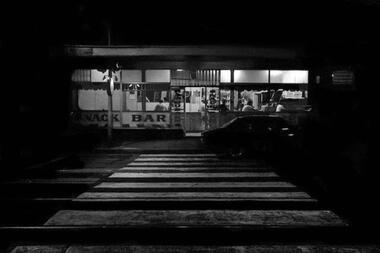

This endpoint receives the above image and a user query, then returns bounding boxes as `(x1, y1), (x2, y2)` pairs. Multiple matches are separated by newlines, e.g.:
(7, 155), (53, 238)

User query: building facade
(67, 45), (315, 133)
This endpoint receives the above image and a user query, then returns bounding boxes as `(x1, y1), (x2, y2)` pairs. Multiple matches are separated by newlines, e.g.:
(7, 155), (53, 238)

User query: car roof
(220, 115), (288, 129)
(236, 115), (284, 121)
(234, 115), (288, 125)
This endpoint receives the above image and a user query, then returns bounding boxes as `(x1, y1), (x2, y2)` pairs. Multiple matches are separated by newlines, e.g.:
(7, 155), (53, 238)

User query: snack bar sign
(73, 112), (173, 128)
(72, 112), (121, 127)
(122, 112), (170, 127)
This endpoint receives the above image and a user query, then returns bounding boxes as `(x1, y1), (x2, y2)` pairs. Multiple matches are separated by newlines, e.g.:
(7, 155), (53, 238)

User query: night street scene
(1, 0), (379, 252)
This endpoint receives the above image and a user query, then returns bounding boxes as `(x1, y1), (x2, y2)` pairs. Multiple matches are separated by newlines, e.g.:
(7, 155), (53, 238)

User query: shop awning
(64, 45), (300, 59)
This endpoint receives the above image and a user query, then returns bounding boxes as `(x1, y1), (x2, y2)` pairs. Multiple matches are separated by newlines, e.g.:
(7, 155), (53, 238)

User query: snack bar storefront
(68, 46), (311, 132)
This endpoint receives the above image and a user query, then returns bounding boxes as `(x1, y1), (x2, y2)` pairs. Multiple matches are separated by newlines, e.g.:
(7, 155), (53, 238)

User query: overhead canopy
(64, 45), (301, 59)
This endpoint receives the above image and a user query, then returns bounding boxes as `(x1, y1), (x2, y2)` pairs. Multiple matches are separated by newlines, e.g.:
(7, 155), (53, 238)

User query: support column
(142, 70), (146, 112)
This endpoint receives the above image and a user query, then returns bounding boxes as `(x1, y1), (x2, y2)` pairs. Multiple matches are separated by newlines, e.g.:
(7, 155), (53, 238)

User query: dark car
(201, 115), (298, 157)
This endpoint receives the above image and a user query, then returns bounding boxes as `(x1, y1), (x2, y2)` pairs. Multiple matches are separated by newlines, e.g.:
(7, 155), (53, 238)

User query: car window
(236, 117), (264, 133)
(221, 118), (238, 128)
(225, 118), (251, 132)
(224, 116), (289, 133)
(245, 117), (288, 132)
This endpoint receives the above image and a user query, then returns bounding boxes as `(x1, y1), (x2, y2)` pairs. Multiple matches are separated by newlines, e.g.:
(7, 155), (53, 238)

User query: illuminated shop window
(72, 69), (122, 83)
(234, 70), (269, 83)
(145, 83), (170, 111)
(184, 87), (204, 112)
(78, 89), (121, 111)
(220, 89), (232, 111)
(270, 70), (308, 83)
(78, 90), (96, 110)
(125, 90), (143, 111)
(71, 69), (91, 82)
(239, 90), (271, 110)
(171, 70), (221, 86)
(220, 70), (231, 83)
(122, 71), (143, 112)
(90, 69), (120, 83)
(145, 70), (171, 82)
(223, 88), (308, 112)
(145, 90), (170, 111)
(171, 88), (185, 112)
(332, 70), (354, 85)
(121, 70), (142, 83)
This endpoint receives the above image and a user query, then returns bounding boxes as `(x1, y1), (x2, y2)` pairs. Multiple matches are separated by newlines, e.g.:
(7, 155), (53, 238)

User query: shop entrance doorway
(183, 87), (220, 133)
(170, 69), (222, 133)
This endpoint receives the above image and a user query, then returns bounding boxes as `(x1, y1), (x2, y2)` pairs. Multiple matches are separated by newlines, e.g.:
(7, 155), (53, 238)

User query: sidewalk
(96, 137), (209, 154)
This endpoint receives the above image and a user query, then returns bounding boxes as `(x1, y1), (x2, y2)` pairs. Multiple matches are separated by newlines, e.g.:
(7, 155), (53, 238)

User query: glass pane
(234, 70), (269, 83)
(332, 70), (354, 85)
(220, 89), (231, 111)
(270, 70), (308, 83)
(78, 89), (110, 111)
(145, 70), (170, 82)
(206, 88), (219, 112)
(228, 88), (275, 112)
(125, 90), (143, 111)
(91, 69), (120, 83)
(171, 88), (184, 112)
(72, 69), (91, 82)
(78, 90), (96, 110)
(112, 90), (122, 111)
(146, 89), (170, 111)
(220, 70), (231, 83)
(185, 87), (205, 113)
(94, 90), (108, 110)
(122, 70), (142, 82)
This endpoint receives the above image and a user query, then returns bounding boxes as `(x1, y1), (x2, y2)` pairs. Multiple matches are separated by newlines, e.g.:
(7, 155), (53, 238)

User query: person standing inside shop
(275, 103), (286, 112)
(199, 99), (209, 130)
(242, 98), (255, 112)
(220, 100), (228, 113)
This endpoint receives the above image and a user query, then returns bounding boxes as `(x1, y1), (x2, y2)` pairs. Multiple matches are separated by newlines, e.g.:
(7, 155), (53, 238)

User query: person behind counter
(154, 99), (168, 111)
(242, 98), (256, 112)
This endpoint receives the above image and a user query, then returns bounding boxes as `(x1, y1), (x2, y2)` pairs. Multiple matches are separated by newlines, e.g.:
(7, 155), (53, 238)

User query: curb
(93, 149), (214, 154)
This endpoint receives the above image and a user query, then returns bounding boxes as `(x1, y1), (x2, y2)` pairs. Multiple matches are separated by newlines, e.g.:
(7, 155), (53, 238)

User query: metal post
(106, 23), (113, 142)
(107, 69), (113, 141)
(119, 70), (124, 127)
(183, 88), (187, 133)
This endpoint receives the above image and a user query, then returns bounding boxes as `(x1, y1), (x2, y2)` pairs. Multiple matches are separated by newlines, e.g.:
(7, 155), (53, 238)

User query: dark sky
(11, 0), (379, 48)
(1, 0), (378, 140)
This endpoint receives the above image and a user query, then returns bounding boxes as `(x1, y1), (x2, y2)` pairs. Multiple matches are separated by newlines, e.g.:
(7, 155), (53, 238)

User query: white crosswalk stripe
(119, 166), (270, 171)
(78, 191), (312, 199)
(128, 162), (259, 166)
(139, 154), (217, 157)
(76, 153), (309, 202)
(109, 172), (279, 178)
(134, 157), (221, 161)
(94, 182), (297, 189)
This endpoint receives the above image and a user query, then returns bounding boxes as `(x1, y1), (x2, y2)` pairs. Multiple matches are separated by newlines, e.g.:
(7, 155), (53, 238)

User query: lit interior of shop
(71, 69), (309, 131)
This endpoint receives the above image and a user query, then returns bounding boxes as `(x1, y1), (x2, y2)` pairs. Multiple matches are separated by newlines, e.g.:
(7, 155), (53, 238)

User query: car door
(225, 118), (251, 146)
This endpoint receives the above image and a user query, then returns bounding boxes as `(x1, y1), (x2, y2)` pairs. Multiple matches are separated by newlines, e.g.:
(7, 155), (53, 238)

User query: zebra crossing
(44, 153), (347, 230)
(72, 153), (311, 202)
(5, 152), (358, 252)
